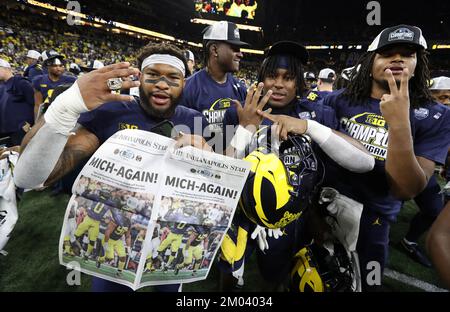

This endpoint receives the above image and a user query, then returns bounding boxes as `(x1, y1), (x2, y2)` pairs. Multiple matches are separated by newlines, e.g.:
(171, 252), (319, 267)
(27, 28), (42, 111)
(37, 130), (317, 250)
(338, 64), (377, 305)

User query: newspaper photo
(59, 129), (250, 290)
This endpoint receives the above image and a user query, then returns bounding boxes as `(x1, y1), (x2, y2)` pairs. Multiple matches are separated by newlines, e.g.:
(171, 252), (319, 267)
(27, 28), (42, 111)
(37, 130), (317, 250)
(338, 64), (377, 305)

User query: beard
(139, 86), (180, 119)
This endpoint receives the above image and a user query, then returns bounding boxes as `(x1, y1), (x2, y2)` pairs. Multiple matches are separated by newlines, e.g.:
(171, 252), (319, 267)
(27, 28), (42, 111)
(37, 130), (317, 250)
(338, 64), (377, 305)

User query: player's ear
(210, 43), (219, 57)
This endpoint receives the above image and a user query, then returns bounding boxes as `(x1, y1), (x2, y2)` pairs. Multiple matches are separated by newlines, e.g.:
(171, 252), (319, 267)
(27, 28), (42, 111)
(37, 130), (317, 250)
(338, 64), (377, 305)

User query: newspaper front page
(59, 129), (250, 290)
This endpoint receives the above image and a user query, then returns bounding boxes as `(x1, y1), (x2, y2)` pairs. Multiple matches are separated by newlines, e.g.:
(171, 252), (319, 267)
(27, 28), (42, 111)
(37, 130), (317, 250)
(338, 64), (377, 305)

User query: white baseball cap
(26, 50), (41, 60)
(93, 60), (104, 69)
(0, 58), (11, 68)
(429, 76), (450, 90)
(203, 21), (250, 47)
(184, 50), (195, 62)
(304, 72), (316, 80)
(318, 68), (336, 82)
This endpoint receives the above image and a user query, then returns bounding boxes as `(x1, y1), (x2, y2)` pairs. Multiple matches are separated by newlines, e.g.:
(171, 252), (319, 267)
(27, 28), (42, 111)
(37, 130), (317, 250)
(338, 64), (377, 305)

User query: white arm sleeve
(229, 125), (254, 159)
(13, 123), (70, 189)
(306, 120), (375, 173)
(14, 82), (89, 189)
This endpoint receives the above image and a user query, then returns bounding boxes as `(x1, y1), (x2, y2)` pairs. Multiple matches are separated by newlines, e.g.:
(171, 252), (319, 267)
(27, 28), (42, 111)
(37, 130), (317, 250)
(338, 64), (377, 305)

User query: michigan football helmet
(239, 135), (323, 229)
(290, 242), (361, 292)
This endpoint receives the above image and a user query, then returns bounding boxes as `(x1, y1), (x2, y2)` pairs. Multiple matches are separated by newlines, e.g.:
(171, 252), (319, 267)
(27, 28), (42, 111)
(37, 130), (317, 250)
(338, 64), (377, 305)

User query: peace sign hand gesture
(379, 68), (411, 128)
(234, 82), (273, 132)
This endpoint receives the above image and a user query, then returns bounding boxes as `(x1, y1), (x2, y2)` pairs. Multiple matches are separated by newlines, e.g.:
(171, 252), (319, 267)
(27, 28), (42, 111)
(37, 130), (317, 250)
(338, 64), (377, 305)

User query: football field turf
(0, 187), (447, 292)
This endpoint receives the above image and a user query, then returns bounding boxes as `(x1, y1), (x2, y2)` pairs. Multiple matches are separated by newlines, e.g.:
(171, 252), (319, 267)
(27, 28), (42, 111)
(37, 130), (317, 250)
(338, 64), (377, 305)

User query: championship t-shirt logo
(341, 112), (388, 161)
(202, 98), (232, 133)
(298, 111), (312, 120)
(414, 108), (429, 120)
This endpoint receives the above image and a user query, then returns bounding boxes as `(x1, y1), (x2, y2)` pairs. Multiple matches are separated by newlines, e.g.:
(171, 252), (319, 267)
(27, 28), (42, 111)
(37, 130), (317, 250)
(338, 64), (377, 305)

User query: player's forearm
(385, 125), (427, 199)
(427, 202), (450, 289)
(14, 120), (71, 189)
(34, 92), (43, 120)
(305, 121), (374, 173)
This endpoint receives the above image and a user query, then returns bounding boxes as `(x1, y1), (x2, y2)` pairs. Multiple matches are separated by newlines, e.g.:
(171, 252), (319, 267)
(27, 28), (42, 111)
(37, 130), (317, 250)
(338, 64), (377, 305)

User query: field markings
(384, 268), (448, 292)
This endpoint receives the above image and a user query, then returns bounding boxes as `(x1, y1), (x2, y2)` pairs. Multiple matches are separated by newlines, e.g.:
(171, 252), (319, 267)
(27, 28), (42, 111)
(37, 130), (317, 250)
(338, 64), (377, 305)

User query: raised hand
(256, 110), (307, 141)
(77, 62), (140, 110)
(379, 68), (411, 128)
(234, 82), (273, 132)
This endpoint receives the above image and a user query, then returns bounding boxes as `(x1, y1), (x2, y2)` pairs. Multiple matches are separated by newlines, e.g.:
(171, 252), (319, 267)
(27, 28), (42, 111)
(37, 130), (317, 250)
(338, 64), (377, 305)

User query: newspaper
(59, 129), (250, 290)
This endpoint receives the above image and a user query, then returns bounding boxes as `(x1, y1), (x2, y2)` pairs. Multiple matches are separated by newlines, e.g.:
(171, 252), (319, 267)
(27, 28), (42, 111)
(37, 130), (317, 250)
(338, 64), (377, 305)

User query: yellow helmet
(291, 246), (325, 292)
(291, 243), (360, 292)
(239, 135), (323, 229)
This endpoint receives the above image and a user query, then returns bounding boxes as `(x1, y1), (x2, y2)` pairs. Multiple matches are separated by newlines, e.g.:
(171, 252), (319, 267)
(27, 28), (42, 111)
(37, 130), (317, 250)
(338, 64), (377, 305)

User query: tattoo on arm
(45, 129), (99, 186)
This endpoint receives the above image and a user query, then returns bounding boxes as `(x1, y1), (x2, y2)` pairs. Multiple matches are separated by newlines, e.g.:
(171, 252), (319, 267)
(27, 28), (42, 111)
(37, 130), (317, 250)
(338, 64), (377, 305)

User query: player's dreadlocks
(137, 42), (189, 77)
(257, 54), (307, 98)
(343, 49), (433, 109)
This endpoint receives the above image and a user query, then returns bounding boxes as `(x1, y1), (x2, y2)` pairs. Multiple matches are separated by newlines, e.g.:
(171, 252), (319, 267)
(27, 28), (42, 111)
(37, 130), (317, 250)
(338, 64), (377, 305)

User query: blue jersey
(305, 90), (332, 103)
(167, 212), (200, 234)
(180, 69), (247, 136)
(87, 202), (110, 221)
(32, 74), (76, 102)
(322, 89), (450, 219)
(0, 75), (34, 133)
(23, 63), (43, 81)
(190, 225), (208, 246)
(110, 208), (131, 240)
(78, 99), (209, 144)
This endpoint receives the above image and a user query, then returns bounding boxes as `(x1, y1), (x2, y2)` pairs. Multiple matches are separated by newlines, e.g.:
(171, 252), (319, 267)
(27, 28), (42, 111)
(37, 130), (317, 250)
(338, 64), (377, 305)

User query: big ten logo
(119, 123), (139, 130)
(365, 114), (386, 127)
(366, 1), (381, 26)
(66, 1), (81, 26)
(366, 261), (381, 286)
(66, 261), (81, 286)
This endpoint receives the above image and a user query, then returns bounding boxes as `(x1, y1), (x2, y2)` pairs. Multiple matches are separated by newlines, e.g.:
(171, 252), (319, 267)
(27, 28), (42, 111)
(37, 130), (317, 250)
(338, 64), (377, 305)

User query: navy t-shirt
(322, 89), (450, 220)
(32, 74), (76, 102)
(180, 69), (247, 136)
(305, 90), (332, 103)
(78, 98), (209, 145)
(0, 75), (34, 133)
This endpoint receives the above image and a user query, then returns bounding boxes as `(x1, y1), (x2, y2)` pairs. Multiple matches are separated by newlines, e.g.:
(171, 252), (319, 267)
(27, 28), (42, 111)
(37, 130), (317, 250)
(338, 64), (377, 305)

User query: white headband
(141, 54), (185, 77)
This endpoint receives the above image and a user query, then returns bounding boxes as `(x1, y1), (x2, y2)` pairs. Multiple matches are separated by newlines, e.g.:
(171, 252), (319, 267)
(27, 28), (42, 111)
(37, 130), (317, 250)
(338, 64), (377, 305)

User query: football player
(74, 200), (111, 260)
(157, 205), (200, 271)
(31, 50), (76, 119)
(97, 209), (132, 277)
(174, 225), (209, 276)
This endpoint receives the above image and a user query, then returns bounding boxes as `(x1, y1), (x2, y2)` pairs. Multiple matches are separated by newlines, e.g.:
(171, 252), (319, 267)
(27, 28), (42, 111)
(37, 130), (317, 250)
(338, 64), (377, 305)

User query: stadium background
(0, 0), (449, 291)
